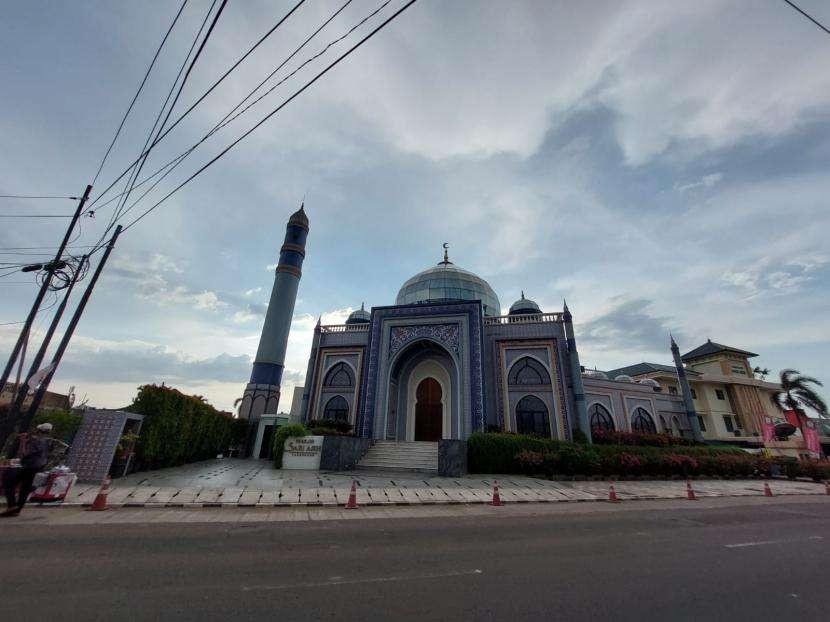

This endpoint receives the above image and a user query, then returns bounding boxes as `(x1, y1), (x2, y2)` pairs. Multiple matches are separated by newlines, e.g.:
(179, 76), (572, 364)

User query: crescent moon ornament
(442, 242), (449, 263)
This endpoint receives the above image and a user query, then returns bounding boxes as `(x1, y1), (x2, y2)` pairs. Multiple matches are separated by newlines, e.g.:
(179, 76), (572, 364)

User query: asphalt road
(2, 499), (828, 621)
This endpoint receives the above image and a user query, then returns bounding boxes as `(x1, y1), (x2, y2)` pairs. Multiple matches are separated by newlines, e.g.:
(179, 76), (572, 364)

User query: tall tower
(238, 203), (309, 422)
(563, 301), (591, 443)
(670, 334), (704, 443)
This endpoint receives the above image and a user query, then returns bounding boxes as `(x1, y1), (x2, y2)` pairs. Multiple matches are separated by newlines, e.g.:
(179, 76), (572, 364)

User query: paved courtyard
(27, 458), (830, 509)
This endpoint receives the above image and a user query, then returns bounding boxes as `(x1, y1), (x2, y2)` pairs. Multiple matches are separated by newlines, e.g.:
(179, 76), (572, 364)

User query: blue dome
(396, 260), (501, 316)
(345, 303), (371, 325)
(509, 292), (541, 315)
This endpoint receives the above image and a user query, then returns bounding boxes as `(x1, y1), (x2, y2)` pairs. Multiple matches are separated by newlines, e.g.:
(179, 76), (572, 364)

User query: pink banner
(761, 414), (776, 443)
(800, 417), (822, 457)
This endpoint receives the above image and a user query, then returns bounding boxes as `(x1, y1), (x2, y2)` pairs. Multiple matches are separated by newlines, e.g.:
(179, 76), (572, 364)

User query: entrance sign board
(282, 435), (323, 470)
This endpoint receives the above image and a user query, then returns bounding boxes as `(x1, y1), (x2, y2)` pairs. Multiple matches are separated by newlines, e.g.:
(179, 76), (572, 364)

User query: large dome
(396, 254), (501, 316)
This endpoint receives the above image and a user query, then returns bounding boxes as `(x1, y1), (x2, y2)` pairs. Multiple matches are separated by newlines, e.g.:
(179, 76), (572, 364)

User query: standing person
(1, 423), (56, 517)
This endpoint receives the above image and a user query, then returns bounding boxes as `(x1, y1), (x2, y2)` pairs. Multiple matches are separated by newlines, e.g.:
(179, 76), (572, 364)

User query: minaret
(563, 301), (591, 443)
(238, 203), (309, 422)
(671, 334), (704, 443)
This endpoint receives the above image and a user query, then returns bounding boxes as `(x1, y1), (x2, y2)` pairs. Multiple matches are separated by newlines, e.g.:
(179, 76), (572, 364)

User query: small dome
(288, 203), (309, 229)
(638, 378), (661, 389)
(583, 370), (609, 380)
(509, 291), (541, 315)
(614, 374), (635, 383)
(345, 303), (370, 325)
(396, 248), (501, 316)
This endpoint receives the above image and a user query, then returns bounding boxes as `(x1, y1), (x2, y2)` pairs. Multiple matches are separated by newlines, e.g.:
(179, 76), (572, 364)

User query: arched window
(515, 395), (550, 437)
(508, 357), (551, 385)
(659, 415), (669, 434)
(631, 407), (656, 434)
(323, 395), (349, 422)
(672, 416), (682, 436)
(324, 362), (354, 388)
(588, 403), (615, 433)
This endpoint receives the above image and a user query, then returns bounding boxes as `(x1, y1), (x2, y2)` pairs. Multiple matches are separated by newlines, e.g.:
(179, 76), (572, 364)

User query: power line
(119, 0), (420, 236)
(0, 214), (73, 218)
(96, 0), (382, 235)
(85, 0), (306, 214)
(0, 195), (80, 200)
(99, 0), (226, 242)
(782, 0), (830, 35)
(91, 0), (189, 185)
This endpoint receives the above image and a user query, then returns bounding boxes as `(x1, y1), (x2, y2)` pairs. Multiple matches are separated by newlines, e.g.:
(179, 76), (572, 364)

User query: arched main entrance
(415, 377), (443, 441)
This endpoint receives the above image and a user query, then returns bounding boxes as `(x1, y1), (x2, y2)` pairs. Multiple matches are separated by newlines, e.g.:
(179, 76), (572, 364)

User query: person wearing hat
(1, 423), (57, 517)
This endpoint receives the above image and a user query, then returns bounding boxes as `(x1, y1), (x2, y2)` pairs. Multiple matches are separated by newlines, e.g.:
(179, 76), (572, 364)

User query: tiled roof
(605, 362), (701, 378)
(681, 339), (757, 361)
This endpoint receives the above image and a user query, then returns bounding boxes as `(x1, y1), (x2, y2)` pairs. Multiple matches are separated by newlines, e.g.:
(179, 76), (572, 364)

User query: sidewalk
(22, 458), (830, 509)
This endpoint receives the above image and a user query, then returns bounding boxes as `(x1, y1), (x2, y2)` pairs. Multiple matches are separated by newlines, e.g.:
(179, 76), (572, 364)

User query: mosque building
(238, 206), (707, 468)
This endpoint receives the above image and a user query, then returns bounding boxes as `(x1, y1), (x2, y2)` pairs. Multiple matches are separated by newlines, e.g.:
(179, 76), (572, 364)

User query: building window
(515, 395), (550, 437)
(659, 415), (670, 434)
(323, 395), (349, 422)
(668, 386), (678, 395)
(323, 362), (354, 388)
(508, 357), (551, 385)
(588, 403), (614, 434)
(631, 407), (656, 434)
(690, 388), (697, 400)
(698, 416), (707, 432)
(715, 389), (725, 400)
(722, 415), (734, 432)
(730, 364), (746, 375)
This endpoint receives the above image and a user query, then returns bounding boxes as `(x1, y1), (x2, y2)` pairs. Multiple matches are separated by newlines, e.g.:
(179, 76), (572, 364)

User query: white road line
(242, 569), (483, 592)
(725, 536), (822, 548)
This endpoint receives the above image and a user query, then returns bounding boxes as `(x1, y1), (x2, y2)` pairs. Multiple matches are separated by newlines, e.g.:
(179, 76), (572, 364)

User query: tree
(770, 369), (828, 419)
(753, 366), (770, 380)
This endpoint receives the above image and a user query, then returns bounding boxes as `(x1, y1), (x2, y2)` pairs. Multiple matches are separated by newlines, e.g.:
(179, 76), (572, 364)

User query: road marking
(725, 536), (822, 548)
(242, 569), (483, 592)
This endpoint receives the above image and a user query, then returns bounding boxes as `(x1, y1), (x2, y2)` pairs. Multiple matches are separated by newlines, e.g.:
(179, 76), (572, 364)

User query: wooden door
(415, 378), (442, 441)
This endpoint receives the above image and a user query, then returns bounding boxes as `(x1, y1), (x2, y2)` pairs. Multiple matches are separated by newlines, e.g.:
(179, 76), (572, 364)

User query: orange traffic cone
(608, 483), (620, 503)
(345, 480), (358, 509)
(686, 480), (697, 501)
(491, 481), (503, 506)
(763, 481), (773, 497)
(88, 475), (112, 511)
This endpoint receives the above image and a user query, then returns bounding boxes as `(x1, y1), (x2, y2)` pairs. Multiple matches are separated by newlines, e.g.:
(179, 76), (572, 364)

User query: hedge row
(592, 428), (699, 447)
(127, 384), (248, 470)
(468, 432), (753, 478)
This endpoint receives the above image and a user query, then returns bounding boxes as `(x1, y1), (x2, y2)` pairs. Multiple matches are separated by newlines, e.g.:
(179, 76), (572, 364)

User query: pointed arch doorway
(415, 377), (443, 441)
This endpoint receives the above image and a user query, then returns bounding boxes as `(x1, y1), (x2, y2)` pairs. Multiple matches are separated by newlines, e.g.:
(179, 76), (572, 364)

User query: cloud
(576, 297), (680, 354)
(675, 172), (724, 194)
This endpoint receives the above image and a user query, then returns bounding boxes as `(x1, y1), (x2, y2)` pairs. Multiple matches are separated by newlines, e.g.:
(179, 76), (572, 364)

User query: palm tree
(770, 369), (828, 418)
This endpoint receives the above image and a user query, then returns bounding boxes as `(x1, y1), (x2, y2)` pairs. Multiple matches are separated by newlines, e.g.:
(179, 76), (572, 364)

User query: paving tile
(383, 487), (408, 504)
(169, 487), (200, 505)
(125, 487), (160, 505)
(256, 491), (278, 506)
(277, 488), (300, 505)
(194, 488), (223, 505)
(367, 488), (391, 504)
(440, 487), (468, 503)
(317, 487), (337, 505)
(106, 486), (138, 505)
(299, 488), (320, 505)
(238, 490), (263, 506)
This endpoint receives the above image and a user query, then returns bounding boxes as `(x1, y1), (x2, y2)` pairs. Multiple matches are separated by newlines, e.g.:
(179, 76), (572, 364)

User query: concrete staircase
(357, 441), (439, 473)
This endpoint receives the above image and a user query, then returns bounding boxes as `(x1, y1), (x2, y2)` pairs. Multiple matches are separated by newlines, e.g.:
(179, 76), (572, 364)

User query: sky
(1, 0), (828, 413)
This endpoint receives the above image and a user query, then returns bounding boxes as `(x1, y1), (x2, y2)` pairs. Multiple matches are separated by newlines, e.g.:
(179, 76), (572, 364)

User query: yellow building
(607, 340), (819, 459)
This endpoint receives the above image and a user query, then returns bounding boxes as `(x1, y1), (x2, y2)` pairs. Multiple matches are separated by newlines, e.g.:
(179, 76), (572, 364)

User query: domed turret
(345, 302), (371, 325)
(288, 203), (309, 229)
(395, 245), (501, 316)
(614, 374), (635, 383)
(509, 291), (541, 316)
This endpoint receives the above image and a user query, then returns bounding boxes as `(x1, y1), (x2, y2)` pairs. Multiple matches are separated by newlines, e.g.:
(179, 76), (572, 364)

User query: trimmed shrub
(801, 460), (830, 482)
(592, 428), (698, 447)
(273, 423), (308, 468)
(471, 431), (756, 478)
(127, 384), (246, 471)
(308, 418), (353, 434)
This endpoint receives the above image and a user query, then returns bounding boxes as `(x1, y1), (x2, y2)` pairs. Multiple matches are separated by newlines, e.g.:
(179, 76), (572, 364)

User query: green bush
(126, 384), (244, 471)
(802, 460), (830, 482)
(308, 418), (353, 434)
(472, 431), (756, 478)
(273, 423), (308, 468)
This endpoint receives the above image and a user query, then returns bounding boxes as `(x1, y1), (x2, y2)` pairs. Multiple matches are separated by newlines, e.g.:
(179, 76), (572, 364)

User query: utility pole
(0, 185), (91, 396)
(2, 255), (88, 439)
(20, 227), (122, 432)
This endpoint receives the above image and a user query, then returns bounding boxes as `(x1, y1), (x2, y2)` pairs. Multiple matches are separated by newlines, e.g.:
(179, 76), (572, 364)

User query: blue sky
(1, 0), (828, 412)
